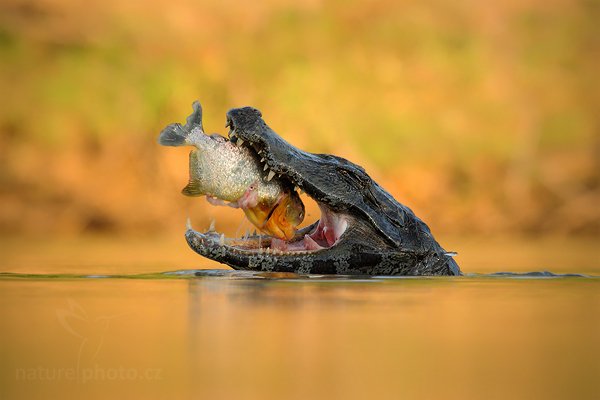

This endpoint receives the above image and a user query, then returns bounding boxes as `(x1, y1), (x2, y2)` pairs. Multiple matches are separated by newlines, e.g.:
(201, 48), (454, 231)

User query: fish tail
(181, 150), (204, 197)
(158, 101), (204, 146)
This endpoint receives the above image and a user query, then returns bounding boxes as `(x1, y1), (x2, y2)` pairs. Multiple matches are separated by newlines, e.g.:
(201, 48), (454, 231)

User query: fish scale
(184, 135), (282, 204)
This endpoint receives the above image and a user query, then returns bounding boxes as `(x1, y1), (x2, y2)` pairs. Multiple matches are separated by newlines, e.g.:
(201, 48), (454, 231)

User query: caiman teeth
(263, 164), (269, 171)
(267, 170), (276, 181)
(208, 219), (216, 232)
(236, 138), (244, 147)
(219, 233), (225, 246)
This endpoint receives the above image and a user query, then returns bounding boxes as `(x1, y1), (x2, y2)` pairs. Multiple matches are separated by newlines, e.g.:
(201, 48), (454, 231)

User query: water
(1, 236), (599, 400)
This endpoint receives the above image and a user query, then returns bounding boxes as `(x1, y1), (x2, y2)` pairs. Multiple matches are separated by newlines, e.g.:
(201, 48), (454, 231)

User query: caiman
(159, 102), (461, 276)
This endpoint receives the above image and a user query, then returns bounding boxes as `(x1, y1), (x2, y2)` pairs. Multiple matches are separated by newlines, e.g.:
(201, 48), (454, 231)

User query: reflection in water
(183, 274), (600, 400)
(1, 271), (599, 399)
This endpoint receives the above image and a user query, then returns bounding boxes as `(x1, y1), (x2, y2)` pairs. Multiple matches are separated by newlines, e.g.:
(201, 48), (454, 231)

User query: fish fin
(185, 101), (204, 132)
(158, 101), (204, 146)
(158, 123), (188, 146)
(181, 150), (204, 196)
(182, 180), (204, 197)
(206, 196), (239, 208)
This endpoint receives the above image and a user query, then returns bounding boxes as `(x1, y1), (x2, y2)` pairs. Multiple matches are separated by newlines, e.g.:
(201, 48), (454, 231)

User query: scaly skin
(175, 104), (461, 276)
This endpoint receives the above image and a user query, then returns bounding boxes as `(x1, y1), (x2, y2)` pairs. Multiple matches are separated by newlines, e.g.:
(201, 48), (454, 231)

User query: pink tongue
(303, 235), (323, 250)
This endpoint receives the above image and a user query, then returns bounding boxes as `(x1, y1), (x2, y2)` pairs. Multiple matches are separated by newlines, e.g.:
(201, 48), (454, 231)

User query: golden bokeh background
(1, 0), (598, 239)
(1, 4), (599, 400)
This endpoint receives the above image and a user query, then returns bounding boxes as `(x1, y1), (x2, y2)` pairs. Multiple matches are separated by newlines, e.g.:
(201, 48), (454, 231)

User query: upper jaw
(224, 105), (407, 250)
(225, 107), (344, 214)
(223, 107), (401, 248)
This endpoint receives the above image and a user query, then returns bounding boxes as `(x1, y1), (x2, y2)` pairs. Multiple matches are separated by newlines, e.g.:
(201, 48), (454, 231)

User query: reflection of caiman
(162, 103), (461, 276)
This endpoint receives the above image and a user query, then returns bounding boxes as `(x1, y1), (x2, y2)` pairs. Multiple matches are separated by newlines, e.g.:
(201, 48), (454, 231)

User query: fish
(158, 101), (305, 240)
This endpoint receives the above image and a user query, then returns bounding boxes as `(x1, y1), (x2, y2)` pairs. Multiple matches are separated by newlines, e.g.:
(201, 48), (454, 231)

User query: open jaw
(185, 135), (352, 260)
(184, 105), (461, 276)
(183, 111), (359, 273)
(188, 203), (348, 255)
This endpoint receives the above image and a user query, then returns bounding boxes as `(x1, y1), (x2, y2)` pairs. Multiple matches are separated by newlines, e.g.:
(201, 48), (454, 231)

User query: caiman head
(184, 105), (460, 276)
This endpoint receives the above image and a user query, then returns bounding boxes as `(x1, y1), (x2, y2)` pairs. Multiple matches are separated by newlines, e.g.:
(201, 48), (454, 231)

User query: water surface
(1, 236), (599, 400)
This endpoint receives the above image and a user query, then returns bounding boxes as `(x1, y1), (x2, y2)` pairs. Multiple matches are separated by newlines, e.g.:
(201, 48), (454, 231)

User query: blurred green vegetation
(0, 0), (598, 236)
